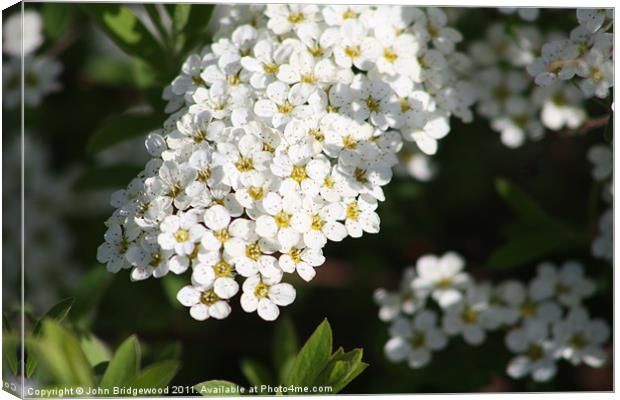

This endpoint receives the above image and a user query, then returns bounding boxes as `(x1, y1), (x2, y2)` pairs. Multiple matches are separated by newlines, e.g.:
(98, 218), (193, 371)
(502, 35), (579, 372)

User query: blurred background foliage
(2, 3), (612, 394)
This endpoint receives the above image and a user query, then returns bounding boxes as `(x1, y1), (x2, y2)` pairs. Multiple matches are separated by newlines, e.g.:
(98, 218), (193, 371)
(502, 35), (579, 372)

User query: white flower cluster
(374, 253), (610, 381)
(588, 143), (613, 263)
(528, 9), (613, 98)
(98, 5), (473, 322)
(2, 10), (62, 109)
(467, 8), (613, 148)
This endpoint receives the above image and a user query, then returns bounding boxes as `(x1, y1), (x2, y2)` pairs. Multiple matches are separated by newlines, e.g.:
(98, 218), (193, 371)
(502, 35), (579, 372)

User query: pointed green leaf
(194, 380), (242, 396)
(495, 178), (558, 228)
(86, 111), (161, 154)
(314, 348), (367, 393)
(42, 4), (72, 41)
(35, 320), (95, 386)
(80, 334), (112, 367)
(285, 319), (332, 386)
(173, 4), (192, 33)
(180, 5), (215, 54)
(26, 298), (74, 377)
(81, 5), (167, 71)
(240, 358), (274, 389)
(129, 360), (180, 389)
(2, 314), (18, 376)
(100, 335), (141, 388)
(487, 230), (569, 270)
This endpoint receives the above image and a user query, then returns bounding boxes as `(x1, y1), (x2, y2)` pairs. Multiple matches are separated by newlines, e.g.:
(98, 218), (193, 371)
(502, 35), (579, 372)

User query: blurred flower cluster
(2, 10), (62, 109)
(374, 253), (610, 382)
(468, 8), (613, 148)
(98, 5), (476, 321)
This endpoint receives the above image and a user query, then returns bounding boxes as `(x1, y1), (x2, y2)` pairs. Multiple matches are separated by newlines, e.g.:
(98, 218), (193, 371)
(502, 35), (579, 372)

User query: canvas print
(1, 3), (614, 397)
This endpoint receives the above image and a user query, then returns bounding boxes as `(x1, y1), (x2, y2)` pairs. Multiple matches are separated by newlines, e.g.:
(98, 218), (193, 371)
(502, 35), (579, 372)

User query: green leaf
(70, 267), (113, 326)
(129, 360), (180, 389)
(42, 4), (72, 41)
(161, 274), (187, 309)
(495, 178), (560, 229)
(100, 335), (141, 388)
(180, 5), (215, 54)
(34, 320), (95, 386)
(81, 5), (168, 73)
(26, 298), (74, 377)
(285, 319), (332, 386)
(314, 348), (367, 393)
(74, 165), (144, 192)
(173, 4), (192, 33)
(273, 316), (298, 382)
(2, 314), (18, 376)
(80, 334), (112, 367)
(240, 358), (274, 388)
(86, 111), (161, 154)
(487, 230), (570, 270)
(194, 380), (242, 396)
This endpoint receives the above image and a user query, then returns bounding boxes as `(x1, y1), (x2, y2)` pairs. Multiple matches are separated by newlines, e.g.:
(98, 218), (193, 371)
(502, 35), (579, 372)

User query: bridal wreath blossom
(97, 5), (474, 321)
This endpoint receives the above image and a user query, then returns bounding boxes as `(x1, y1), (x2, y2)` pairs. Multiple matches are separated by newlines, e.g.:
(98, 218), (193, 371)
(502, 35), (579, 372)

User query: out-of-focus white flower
(412, 252), (469, 308)
(553, 307), (610, 367)
(592, 207), (612, 263)
(3, 10), (44, 56)
(588, 144), (612, 181)
(505, 320), (558, 382)
(498, 8), (540, 22)
(529, 261), (595, 307)
(3, 56), (62, 109)
(374, 267), (422, 322)
(384, 311), (448, 368)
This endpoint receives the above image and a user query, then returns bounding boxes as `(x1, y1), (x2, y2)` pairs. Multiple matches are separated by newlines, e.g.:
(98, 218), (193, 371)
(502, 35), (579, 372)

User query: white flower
(177, 284), (232, 320)
(498, 280), (562, 326)
(332, 20), (381, 71)
(576, 49), (613, 98)
(505, 320), (558, 382)
(3, 10), (43, 56)
(126, 239), (173, 281)
(241, 39), (295, 89)
(374, 267), (422, 322)
(97, 223), (139, 273)
(529, 261), (595, 307)
(577, 9), (612, 33)
(255, 192), (303, 250)
(254, 81), (312, 128)
(158, 211), (206, 261)
(384, 311), (448, 368)
(192, 255), (240, 300)
(3, 56), (62, 109)
(278, 245), (325, 282)
(442, 284), (497, 345)
(240, 274), (296, 321)
(527, 40), (579, 86)
(552, 307), (610, 367)
(201, 205), (232, 251)
(342, 195), (380, 238)
(588, 144), (613, 181)
(498, 8), (539, 22)
(592, 208), (612, 262)
(277, 50), (338, 101)
(290, 196), (347, 249)
(412, 252), (469, 308)
(265, 5), (320, 35)
(401, 112), (450, 155)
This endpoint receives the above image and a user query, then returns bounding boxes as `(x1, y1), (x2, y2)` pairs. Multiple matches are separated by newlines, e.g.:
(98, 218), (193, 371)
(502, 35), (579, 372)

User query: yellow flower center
(200, 289), (219, 305)
(326, 104), (339, 113)
(214, 260), (233, 277)
(275, 211), (291, 228)
(342, 9), (358, 19)
(263, 142), (275, 153)
(365, 96), (381, 113)
(526, 344), (543, 361)
(383, 47), (398, 63)
(254, 282), (270, 298)
(235, 157), (254, 172)
(198, 168), (211, 182)
(342, 135), (357, 149)
(411, 331), (426, 349)
(227, 74), (240, 86)
(346, 202), (360, 220)
(193, 129), (208, 143)
(214, 228), (230, 243)
(569, 332), (586, 349)
(168, 183), (183, 198)
(520, 300), (538, 318)
(175, 228), (190, 243)
(301, 74), (317, 84)
(435, 277), (453, 289)
(309, 128), (324, 142)
(555, 282), (571, 296)
(461, 307), (478, 324)
(344, 46), (361, 59)
(399, 97), (410, 113)
(263, 63), (280, 74)
(291, 165), (308, 183)
(192, 75), (204, 86)
(189, 244), (201, 260)
(289, 247), (303, 263)
(288, 12), (305, 24)
(311, 215), (325, 231)
(248, 186), (264, 201)
(245, 243), (262, 260)
(308, 46), (324, 58)
(277, 101), (294, 114)
(324, 176), (335, 189)
(354, 168), (367, 183)
(149, 252), (162, 268)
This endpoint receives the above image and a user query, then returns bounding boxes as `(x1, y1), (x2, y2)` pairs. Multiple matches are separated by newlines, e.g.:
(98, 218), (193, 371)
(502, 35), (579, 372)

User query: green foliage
(30, 320), (180, 390)
(100, 335), (141, 389)
(194, 318), (367, 395)
(2, 314), (19, 376)
(488, 178), (581, 270)
(26, 298), (74, 377)
(161, 274), (187, 309)
(86, 111), (162, 155)
(42, 3), (72, 41)
(70, 267), (114, 326)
